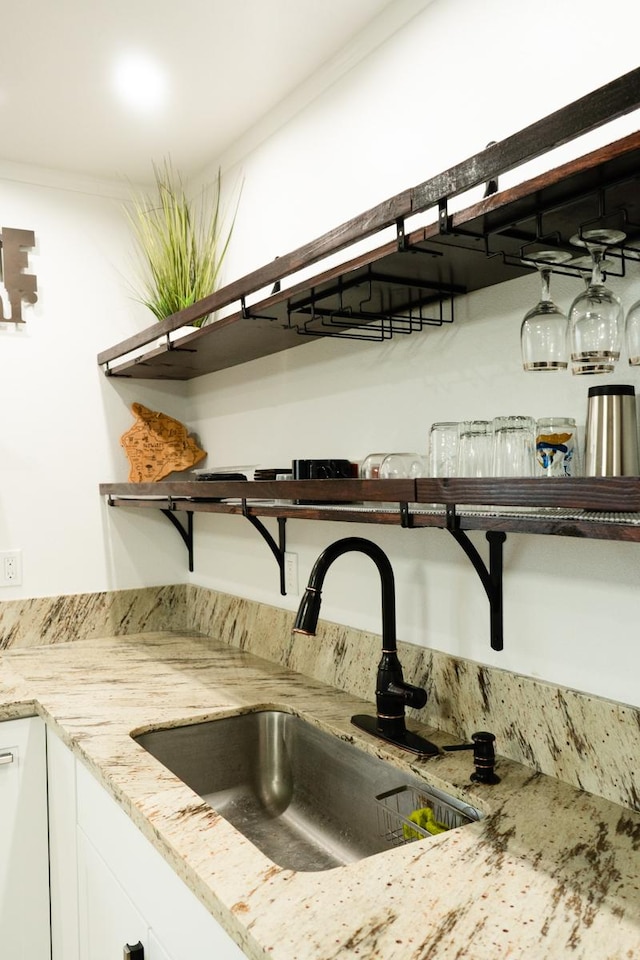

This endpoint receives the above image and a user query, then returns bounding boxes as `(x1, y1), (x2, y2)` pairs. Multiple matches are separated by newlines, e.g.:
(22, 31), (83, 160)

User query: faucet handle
(386, 680), (428, 710)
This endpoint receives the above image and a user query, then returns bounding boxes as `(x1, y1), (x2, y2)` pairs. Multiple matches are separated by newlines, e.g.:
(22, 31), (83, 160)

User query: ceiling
(0, 0), (397, 184)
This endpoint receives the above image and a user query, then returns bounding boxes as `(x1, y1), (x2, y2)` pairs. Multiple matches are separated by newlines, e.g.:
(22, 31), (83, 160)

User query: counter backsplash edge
(187, 585), (639, 815)
(0, 583), (636, 813)
(0, 585), (188, 650)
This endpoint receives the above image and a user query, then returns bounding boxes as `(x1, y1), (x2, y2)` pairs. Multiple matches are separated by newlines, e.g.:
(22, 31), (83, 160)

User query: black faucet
(293, 536), (440, 757)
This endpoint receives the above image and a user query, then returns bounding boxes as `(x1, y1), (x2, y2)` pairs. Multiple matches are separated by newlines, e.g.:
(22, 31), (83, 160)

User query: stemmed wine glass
(568, 229), (626, 374)
(520, 250), (572, 371)
(625, 297), (640, 365)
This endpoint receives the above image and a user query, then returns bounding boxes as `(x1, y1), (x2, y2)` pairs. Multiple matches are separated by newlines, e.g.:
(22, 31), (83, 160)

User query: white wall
(187, 0), (640, 708)
(1, 0), (639, 706)
(0, 171), (191, 594)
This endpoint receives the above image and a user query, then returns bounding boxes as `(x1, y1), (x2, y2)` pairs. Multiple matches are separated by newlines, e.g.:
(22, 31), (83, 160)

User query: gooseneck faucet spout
(293, 536), (396, 641)
(293, 537), (439, 757)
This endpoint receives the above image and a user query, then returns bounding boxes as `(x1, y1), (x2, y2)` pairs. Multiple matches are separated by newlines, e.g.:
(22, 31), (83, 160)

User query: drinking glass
(625, 298), (640, 365)
(457, 421), (493, 477)
(535, 417), (580, 477)
(492, 416), (535, 477)
(379, 453), (427, 479)
(568, 229), (626, 375)
(428, 422), (459, 477)
(359, 453), (390, 479)
(520, 251), (572, 371)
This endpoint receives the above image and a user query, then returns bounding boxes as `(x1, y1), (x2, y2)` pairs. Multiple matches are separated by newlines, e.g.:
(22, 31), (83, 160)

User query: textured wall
(2, 582), (637, 812)
(0, 586), (187, 650)
(188, 585), (640, 813)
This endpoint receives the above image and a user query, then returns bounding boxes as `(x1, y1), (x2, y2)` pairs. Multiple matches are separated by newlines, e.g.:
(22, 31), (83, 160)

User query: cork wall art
(120, 402), (206, 482)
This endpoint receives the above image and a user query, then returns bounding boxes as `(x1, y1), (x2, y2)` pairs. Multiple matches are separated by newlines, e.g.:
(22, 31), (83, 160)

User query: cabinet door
(76, 755), (247, 960)
(47, 725), (80, 960)
(78, 827), (150, 960)
(147, 930), (173, 960)
(0, 716), (50, 960)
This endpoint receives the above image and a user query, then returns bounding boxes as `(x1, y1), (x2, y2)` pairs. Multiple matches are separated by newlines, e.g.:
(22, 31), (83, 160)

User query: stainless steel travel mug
(584, 384), (640, 476)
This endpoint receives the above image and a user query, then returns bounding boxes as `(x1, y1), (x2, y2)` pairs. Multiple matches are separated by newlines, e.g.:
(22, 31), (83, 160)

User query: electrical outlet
(0, 550), (22, 587)
(284, 551), (298, 595)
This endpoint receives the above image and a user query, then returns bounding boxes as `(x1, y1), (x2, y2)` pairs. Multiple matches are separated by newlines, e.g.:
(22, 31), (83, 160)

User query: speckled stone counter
(1, 631), (639, 959)
(2, 585), (639, 813)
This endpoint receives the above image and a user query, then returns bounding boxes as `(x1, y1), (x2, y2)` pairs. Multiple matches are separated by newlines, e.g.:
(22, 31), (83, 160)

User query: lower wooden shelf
(99, 477), (640, 543)
(99, 477), (640, 652)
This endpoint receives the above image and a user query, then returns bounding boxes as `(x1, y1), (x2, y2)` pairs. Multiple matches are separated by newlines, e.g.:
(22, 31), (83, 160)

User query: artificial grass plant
(125, 160), (237, 327)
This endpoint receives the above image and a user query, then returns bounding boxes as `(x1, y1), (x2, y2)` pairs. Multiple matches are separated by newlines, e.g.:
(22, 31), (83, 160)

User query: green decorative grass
(125, 160), (237, 326)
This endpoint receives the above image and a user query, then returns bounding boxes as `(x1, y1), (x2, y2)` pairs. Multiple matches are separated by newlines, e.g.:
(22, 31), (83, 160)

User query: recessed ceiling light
(112, 51), (168, 114)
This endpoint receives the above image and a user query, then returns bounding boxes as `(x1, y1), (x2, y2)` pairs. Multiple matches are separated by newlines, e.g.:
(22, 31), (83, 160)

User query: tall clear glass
(428, 422), (459, 477)
(625, 298), (640, 365)
(457, 421), (493, 477)
(492, 416), (536, 477)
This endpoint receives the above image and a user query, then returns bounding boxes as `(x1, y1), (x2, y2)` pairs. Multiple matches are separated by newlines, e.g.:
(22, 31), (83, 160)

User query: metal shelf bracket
(242, 501), (288, 595)
(446, 506), (506, 651)
(438, 198), (452, 234)
(399, 502), (413, 528)
(160, 505), (194, 573)
(396, 217), (407, 251)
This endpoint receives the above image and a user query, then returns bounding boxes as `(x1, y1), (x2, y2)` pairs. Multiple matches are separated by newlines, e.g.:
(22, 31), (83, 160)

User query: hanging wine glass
(520, 250), (572, 371)
(568, 229), (626, 375)
(569, 253), (615, 288)
(625, 298), (640, 365)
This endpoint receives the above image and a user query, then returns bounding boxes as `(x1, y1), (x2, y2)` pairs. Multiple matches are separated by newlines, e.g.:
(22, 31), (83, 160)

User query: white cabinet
(0, 716), (50, 960)
(47, 727), (80, 960)
(47, 727), (247, 960)
(77, 829), (149, 960)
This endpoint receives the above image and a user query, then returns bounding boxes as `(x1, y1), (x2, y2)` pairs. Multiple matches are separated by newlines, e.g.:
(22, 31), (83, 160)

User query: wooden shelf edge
(100, 476), (640, 511)
(415, 477), (640, 511)
(98, 478), (418, 503)
(102, 492), (640, 542)
(97, 67), (640, 373)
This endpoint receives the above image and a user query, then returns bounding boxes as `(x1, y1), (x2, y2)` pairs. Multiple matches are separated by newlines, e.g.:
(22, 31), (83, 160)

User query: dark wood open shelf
(100, 477), (640, 649)
(98, 68), (640, 380)
(99, 478), (640, 543)
(97, 69), (640, 651)
(98, 69), (640, 558)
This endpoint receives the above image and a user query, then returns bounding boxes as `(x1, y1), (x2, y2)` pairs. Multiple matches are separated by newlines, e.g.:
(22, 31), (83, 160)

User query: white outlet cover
(0, 550), (22, 586)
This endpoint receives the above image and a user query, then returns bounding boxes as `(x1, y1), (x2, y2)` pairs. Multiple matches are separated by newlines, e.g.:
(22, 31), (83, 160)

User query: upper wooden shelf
(98, 69), (640, 381)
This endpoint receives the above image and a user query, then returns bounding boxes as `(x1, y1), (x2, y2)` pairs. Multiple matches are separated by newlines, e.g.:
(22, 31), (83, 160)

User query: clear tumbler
(457, 421), (493, 477)
(535, 417), (579, 477)
(428, 422), (459, 477)
(492, 416), (536, 477)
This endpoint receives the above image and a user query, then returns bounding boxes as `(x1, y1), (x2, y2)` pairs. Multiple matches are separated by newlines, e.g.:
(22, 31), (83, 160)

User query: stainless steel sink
(134, 710), (482, 872)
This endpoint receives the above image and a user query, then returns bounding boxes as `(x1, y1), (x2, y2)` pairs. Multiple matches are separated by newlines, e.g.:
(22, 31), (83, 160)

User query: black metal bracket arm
(160, 506), (194, 573)
(107, 495), (287, 590)
(242, 502), (288, 595)
(399, 502), (412, 528)
(445, 507), (506, 651)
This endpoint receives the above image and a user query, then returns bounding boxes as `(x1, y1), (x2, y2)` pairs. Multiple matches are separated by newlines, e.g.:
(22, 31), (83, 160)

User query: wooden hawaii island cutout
(121, 403), (206, 482)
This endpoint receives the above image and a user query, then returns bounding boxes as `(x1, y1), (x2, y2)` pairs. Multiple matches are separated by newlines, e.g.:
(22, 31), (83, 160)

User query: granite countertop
(1, 631), (639, 959)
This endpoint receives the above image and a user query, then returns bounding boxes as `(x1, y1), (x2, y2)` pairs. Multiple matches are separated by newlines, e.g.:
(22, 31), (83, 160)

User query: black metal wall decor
(0, 227), (37, 323)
